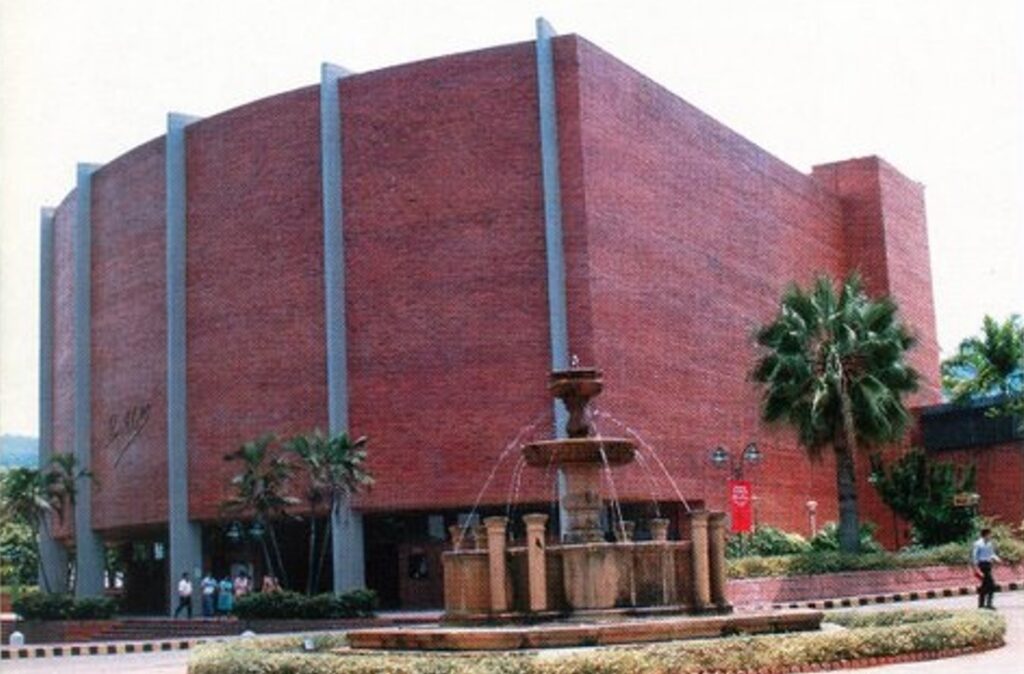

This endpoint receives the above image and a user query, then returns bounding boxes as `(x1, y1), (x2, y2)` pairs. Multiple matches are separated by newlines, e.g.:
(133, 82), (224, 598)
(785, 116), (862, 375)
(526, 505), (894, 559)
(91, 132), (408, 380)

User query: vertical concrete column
(484, 516), (509, 613)
(166, 113), (204, 615)
(687, 511), (710, 611)
(320, 62), (366, 593)
(707, 512), (730, 611)
(523, 513), (549, 612)
(535, 18), (572, 539)
(73, 163), (105, 598)
(38, 207), (68, 593)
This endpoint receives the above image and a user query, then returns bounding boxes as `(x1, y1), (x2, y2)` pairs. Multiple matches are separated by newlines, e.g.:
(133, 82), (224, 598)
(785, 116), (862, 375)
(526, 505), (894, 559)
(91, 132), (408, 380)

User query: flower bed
(189, 608), (1005, 674)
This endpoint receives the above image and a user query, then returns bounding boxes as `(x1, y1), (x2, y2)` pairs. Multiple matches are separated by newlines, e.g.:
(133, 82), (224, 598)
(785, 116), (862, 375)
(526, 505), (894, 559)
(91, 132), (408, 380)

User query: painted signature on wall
(104, 402), (152, 467)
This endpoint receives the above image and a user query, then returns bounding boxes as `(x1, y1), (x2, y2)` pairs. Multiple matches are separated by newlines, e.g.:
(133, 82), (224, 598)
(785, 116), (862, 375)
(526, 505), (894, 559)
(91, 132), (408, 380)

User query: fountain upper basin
(522, 437), (636, 467)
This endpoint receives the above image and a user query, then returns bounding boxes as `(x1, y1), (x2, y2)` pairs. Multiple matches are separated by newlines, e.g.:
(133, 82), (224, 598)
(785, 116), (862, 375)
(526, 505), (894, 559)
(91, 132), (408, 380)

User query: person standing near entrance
(217, 575), (235, 616)
(972, 527), (1002, 609)
(200, 572), (218, 617)
(174, 572), (193, 618)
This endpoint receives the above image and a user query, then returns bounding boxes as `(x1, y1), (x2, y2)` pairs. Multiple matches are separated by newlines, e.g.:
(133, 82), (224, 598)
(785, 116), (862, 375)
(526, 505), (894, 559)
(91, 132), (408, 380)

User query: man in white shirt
(971, 528), (1002, 609)
(174, 572), (193, 619)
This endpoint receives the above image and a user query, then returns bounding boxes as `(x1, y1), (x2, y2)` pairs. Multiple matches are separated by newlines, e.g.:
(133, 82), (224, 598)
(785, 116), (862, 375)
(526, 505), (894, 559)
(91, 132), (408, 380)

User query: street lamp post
(710, 442), (762, 480)
(710, 443), (762, 543)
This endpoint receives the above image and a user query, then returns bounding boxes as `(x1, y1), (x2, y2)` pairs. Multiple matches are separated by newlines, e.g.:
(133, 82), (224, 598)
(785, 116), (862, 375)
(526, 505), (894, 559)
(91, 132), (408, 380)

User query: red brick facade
(90, 139), (168, 531)
(47, 35), (944, 546)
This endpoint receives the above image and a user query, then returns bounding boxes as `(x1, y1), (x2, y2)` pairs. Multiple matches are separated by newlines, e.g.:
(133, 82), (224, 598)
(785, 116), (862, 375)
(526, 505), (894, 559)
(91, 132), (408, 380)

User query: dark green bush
(12, 592), (73, 620)
(726, 525), (810, 558)
(232, 589), (377, 620)
(67, 596), (118, 619)
(12, 592), (116, 620)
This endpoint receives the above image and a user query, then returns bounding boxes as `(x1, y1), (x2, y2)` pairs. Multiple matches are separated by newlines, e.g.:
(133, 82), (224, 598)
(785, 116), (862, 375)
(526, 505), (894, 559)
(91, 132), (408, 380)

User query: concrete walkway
(2, 592), (1020, 673)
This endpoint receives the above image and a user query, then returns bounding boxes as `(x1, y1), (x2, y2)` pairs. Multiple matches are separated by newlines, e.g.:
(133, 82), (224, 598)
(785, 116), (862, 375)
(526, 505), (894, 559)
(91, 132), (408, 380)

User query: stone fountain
(346, 366), (823, 650)
(442, 365), (729, 620)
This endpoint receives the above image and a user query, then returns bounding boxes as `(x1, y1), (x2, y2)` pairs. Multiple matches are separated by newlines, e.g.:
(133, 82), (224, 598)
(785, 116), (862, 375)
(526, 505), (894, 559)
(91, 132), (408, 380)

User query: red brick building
(40, 29), (947, 612)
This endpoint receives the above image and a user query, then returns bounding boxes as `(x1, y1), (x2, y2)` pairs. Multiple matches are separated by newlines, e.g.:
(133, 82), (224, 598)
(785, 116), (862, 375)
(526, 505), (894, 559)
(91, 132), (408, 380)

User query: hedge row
(728, 537), (1024, 579)
(190, 608), (1005, 674)
(12, 593), (118, 620)
(232, 589), (377, 619)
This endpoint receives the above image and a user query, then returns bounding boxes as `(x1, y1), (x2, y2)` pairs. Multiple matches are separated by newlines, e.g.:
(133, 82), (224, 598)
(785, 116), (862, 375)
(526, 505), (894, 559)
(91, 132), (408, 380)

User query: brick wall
(43, 35), (948, 543)
(51, 191), (77, 541)
(89, 138), (168, 531)
(811, 158), (941, 406)
(185, 88), (328, 521)
(341, 42), (554, 511)
(566, 35), (851, 535)
(935, 441), (1024, 527)
(728, 563), (1024, 606)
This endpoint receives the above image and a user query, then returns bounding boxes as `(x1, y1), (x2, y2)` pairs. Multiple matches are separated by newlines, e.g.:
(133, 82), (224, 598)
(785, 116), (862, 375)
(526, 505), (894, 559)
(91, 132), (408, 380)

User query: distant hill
(0, 434), (39, 468)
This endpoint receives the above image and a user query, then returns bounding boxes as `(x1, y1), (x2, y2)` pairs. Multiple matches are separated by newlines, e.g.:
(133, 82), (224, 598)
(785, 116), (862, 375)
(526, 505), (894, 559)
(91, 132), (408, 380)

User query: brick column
(687, 511), (710, 611)
(484, 516), (509, 613)
(523, 513), (549, 612)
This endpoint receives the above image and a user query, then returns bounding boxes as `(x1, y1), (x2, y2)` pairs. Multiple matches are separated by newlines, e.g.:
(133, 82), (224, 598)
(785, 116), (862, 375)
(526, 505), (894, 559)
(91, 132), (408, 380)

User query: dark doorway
(116, 538), (168, 615)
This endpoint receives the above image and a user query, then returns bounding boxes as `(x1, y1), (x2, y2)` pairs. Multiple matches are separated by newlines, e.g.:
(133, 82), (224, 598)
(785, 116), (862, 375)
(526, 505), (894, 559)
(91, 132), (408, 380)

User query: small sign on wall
(729, 479), (753, 533)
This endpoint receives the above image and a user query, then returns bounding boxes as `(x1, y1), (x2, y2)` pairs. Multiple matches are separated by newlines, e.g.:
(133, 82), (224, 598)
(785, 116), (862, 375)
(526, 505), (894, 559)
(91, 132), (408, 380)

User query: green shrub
(726, 525), (810, 558)
(10, 592), (114, 620)
(67, 596), (118, 619)
(189, 608), (1005, 674)
(810, 521), (884, 553)
(232, 589), (378, 620)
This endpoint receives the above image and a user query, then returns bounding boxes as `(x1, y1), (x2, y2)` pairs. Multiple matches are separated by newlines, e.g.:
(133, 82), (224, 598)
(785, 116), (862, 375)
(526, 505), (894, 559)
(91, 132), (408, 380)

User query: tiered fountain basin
(347, 365), (823, 650)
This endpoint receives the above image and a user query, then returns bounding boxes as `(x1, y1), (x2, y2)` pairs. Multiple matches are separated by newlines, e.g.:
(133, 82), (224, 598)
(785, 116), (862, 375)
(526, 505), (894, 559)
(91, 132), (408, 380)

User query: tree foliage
(942, 314), (1024, 425)
(285, 430), (373, 595)
(222, 435), (299, 588)
(752, 274), (919, 552)
(869, 449), (976, 547)
(0, 455), (88, 591)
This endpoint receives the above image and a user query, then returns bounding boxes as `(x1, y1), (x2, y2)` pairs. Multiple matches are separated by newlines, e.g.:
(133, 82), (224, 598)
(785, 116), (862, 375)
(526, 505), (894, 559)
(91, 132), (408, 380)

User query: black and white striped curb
(771, 579), (1022, 610)
(0, 636), (217, 660)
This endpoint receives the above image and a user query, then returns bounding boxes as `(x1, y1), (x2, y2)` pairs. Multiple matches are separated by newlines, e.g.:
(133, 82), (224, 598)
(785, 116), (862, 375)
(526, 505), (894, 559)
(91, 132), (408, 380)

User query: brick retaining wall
(728, 563), (1024, 606)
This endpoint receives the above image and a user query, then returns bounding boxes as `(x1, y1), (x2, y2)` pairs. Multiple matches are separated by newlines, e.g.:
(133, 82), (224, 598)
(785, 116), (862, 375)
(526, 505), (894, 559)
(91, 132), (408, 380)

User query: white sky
(1, 0), (1022, 437)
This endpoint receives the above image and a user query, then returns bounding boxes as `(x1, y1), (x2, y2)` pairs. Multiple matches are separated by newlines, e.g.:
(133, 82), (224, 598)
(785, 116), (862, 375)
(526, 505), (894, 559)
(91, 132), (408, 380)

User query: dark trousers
(174, 596), (192, 618)
(977, 561), (995, 608)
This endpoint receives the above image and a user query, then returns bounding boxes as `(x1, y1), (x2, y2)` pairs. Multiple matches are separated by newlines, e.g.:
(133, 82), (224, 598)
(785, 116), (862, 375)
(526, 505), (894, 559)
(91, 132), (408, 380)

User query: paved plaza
(4, 591), (1021, 674)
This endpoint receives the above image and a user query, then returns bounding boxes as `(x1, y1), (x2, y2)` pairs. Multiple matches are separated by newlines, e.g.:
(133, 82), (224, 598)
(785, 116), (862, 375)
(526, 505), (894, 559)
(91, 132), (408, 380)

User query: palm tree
(287, 430), (372, 594)
(941, 314), (1023, 425)
(752, 274), (919, 553)
(0, 454), (88, 592)
(222, 435), (298, 588)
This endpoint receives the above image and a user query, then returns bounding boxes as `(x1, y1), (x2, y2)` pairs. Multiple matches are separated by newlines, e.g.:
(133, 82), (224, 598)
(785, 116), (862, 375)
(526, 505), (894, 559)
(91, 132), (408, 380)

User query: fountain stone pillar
(523, 513), (549, 612)
(484, 516), (509, 613)
(688, 511), (711, 611)
(708, 512), (731, 612)
(649, 518), (669, 542)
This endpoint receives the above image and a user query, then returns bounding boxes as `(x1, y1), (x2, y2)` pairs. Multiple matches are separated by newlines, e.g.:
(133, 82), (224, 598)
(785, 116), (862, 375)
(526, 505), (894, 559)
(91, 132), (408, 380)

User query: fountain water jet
(346, 365), (823, 650)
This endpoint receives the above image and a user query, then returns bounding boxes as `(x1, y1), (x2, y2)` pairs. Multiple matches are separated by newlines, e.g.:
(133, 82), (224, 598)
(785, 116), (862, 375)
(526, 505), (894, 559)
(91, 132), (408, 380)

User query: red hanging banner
(729, 479), (754, 533)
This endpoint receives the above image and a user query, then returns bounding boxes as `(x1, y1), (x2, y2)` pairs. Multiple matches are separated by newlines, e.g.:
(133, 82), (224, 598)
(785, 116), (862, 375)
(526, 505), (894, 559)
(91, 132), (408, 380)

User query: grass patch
(189, 608), (1004, 674)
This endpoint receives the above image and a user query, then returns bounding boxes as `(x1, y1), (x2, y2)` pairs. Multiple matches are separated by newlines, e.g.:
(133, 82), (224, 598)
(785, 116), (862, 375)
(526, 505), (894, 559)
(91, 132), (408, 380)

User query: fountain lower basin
(346, 609), (824, 650)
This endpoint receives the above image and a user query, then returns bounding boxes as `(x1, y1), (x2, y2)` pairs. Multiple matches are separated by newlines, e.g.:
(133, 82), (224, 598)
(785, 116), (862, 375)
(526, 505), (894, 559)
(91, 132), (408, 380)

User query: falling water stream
(594, 409), (693, 513)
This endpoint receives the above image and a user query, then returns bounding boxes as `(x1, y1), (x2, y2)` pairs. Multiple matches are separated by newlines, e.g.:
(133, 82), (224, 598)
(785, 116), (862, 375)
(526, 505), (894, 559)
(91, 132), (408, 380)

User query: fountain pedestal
(442, 365), (732, 620)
